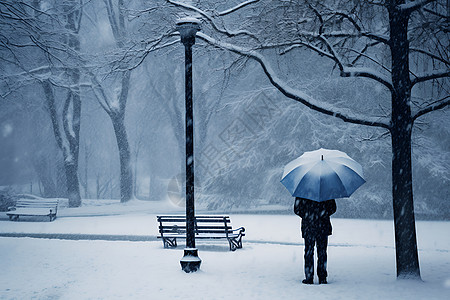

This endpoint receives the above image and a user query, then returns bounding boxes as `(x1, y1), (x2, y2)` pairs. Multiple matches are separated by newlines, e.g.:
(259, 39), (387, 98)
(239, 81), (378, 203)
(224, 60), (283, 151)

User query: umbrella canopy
(281, 148), (366, 202)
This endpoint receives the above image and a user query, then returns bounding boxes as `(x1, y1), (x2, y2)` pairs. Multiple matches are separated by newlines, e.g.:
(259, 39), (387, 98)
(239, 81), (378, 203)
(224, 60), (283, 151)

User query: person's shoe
(319, 278), (327, 284)
(302, 279), (313, 284)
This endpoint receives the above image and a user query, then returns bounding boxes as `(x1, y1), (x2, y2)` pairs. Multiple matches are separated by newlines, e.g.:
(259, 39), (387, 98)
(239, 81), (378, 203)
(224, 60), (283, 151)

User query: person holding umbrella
(294, 197), (336, 284)
(281, 148), (366, 284)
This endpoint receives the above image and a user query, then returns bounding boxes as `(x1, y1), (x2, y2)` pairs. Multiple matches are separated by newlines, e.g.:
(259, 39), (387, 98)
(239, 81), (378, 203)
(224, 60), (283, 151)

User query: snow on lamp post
(176, 17), (202, 273)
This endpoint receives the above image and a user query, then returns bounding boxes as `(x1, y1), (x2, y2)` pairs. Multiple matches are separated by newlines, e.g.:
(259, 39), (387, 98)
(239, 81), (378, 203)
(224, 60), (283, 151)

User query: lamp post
(176, 17), (201, 273)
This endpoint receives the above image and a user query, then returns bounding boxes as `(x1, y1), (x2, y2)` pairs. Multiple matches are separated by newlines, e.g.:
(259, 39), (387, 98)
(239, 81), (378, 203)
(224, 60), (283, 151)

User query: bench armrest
(7, 206), (16, 211)
(231, 227), (245, 235)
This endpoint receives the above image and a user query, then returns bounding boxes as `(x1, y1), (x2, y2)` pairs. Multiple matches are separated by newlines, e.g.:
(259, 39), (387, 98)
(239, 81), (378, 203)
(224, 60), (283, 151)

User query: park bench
(7, 198), (58, 222)
(157, 215), (245, 251)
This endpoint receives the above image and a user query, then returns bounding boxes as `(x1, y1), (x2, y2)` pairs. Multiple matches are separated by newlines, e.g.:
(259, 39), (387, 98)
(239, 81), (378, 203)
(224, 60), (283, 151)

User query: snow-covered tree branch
(167, 0), (259, 40)
(413, 96), (450, 121)
(411, 70), (450, 86)
(197, 32), (390, 129)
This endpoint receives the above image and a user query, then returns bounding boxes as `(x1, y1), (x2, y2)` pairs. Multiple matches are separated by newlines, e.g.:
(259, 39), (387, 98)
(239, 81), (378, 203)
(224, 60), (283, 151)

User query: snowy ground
(0, 199), (449, 299)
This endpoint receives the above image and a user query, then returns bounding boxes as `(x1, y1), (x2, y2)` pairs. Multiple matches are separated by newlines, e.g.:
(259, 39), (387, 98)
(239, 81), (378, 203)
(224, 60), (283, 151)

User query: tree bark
(84, 146), (89, 199)
(56, 159), (67, 197)
(389, 1), (421, 279)
(63, 91), (82, 208)
(64, 160), (81, 207)
(111, 113), (133, 202)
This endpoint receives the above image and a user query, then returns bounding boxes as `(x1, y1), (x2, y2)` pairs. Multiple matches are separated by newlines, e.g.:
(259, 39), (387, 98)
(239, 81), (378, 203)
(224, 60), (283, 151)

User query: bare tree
(85, 0), (177, 202)
(80, 0), (133, 203)
(80, 141), (93, 199)
(131, 119), (146, 198)
(96, 171), (114, 199)
(167, 0), (449, 279)
(0, 0), (84, 207)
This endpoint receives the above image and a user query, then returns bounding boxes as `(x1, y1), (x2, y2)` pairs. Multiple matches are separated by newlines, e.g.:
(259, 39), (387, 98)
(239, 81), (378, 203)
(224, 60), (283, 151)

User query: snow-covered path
(1, 237), (448, 300)
(0, 200), (449, 299)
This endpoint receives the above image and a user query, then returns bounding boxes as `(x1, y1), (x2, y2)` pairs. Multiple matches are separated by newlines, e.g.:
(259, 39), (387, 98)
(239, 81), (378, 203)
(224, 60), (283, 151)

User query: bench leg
(228, 238), (239, 251)
(228, 236), (243, 251)
(163, 238), (177, 248)
(228, 239), (236, 251)
(237, 236), (243, 249)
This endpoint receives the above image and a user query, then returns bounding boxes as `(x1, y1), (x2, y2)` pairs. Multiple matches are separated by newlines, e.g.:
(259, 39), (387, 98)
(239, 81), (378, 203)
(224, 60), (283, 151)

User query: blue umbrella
(281, 148), (366, 202)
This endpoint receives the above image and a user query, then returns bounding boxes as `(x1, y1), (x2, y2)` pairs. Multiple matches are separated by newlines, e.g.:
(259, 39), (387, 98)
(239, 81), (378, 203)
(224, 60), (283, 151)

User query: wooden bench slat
(16, 204), (58, 206)
(15, 205), (57, 209)
(160, 229), (234, 234)
(16, 202), (57, 204)
(159, 226), (233, 231)
(195, 230), (233, 234)
(158, 215), (229, 218)
(15, 199), (58, 203)
(16, 200), (58, 203)
(158, 218), (231, 223)
(158, 232), (239, 239)
(196, 226), (232, 230)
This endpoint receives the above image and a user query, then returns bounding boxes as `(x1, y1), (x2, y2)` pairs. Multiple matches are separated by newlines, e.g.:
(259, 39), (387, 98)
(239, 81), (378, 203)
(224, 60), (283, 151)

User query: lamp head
(176, 17), (201, 46)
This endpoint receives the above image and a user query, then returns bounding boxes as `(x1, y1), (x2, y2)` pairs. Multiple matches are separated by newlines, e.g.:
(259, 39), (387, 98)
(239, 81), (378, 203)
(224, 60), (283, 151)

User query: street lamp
(176, 17), (201, 273)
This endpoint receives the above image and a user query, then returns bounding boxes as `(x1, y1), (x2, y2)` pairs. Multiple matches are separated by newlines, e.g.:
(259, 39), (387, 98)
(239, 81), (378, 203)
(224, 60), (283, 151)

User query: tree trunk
(148, 159), (165, 201)
(84, 146), (89, 199)
(64, 91), (82, 208)
(56, 159), (67, 197)
(389, 2), (421, 279)
(133, 149), (139, 198)
(111, 113), (133, 202)
(390, 123), (420, 279)
(65, 161), (81, 207)
(33, 158), (57, 198)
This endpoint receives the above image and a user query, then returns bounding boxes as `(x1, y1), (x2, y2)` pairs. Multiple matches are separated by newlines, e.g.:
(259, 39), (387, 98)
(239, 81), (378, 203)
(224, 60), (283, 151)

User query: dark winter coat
(294, 197), (337, 238)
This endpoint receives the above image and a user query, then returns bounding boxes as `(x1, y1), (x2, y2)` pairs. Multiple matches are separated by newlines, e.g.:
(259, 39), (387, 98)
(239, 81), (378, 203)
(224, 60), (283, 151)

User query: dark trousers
(304, 235), (328, 280)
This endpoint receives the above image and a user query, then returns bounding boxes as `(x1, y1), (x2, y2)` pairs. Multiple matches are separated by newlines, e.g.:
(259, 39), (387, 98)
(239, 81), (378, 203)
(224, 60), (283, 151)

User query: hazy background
(1, 0), (448, 219)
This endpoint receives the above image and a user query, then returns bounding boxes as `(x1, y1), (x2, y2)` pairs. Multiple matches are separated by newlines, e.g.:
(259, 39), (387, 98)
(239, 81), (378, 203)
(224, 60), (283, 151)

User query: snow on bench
(7, 198), (58, 222)
(157, 215), (245, 251)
